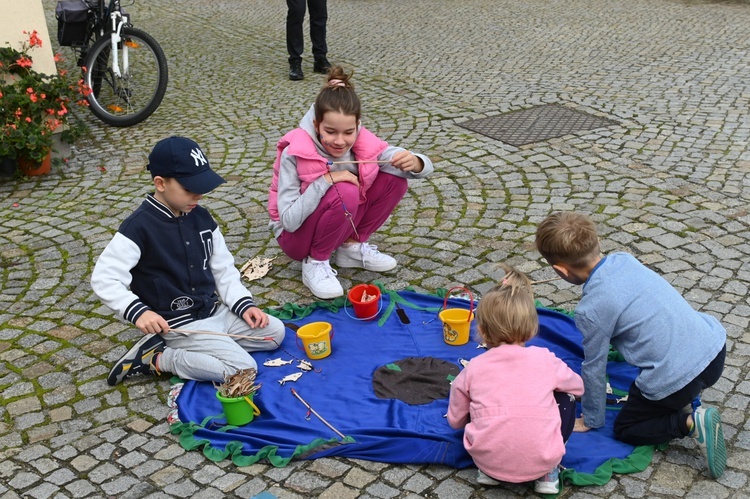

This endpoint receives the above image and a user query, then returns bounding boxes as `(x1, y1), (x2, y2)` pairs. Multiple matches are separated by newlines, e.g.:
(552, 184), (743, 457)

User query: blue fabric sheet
(174, 290), (640, 474)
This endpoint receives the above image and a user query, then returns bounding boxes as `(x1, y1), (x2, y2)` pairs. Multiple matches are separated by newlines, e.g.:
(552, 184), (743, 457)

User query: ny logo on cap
(190, 148), (207, 167)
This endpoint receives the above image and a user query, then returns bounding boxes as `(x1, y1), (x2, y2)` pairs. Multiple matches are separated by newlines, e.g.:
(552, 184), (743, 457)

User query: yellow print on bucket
(309, 341), (329, 356)
(443, 324), (459, 343)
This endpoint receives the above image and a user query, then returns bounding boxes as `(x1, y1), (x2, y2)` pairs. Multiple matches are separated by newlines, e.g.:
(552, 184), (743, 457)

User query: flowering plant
(0, 30), (90, 166)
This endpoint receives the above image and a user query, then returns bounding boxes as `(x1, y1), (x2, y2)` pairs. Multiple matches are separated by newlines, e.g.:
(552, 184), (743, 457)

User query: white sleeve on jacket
(90, 232), (150, 323)
(377, 146), (435, 179)
(208, 227), (256, 318)
(277, 149), (330, 233)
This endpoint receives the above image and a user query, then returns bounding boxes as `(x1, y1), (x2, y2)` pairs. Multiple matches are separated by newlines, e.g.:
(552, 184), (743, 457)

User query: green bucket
(216, 391), (261, 426)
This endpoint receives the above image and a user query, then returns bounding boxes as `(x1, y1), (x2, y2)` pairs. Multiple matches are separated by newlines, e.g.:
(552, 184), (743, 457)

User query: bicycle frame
(107, 10), (128, 78)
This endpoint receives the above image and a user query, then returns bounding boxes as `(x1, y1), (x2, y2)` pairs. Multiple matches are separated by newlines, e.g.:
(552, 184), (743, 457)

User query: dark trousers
(556, 392), (577, 443)
(286, 0), (328, 63)
(614, 344), (726, 446)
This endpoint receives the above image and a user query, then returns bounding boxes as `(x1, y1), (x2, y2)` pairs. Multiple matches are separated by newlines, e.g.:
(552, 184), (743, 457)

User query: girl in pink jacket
(268, 66), (434, 300)
(447, 265), (584, 494)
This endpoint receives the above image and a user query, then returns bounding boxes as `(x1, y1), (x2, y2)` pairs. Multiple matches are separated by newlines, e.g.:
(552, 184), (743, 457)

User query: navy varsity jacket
(91, 194), (256, 329)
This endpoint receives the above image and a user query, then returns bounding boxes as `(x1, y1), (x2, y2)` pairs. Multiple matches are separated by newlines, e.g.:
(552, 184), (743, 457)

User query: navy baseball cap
(147, 136), (226, 194)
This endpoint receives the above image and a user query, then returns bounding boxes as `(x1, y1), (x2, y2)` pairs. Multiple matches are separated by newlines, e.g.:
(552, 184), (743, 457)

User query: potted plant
(0, 30), (90, 176)
(214, 368), (262, 425)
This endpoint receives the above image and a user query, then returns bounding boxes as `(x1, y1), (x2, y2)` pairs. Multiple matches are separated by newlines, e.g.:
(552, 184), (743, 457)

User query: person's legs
(334, 173), (407, 271)
(277, 182), (359, 262)
(159, 306), (267, 381)
(614, 344), (726, 445)
(278, 183), (359, 298)
(286, 0), (306, 63)
(225, 312), (286, 352)
(286, 0), (306, 79)
(351, 173), (408, 241)
(307, 0), (329, 69)
(555, 391), (577, 443)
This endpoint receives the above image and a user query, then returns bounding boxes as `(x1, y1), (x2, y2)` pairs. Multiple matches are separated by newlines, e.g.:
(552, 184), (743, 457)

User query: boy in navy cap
(92, 136), (285, 385)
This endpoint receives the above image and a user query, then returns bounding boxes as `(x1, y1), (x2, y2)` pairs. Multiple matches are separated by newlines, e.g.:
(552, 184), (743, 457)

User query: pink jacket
(447, 345), (584, 482)
(268, 127), (388, 221)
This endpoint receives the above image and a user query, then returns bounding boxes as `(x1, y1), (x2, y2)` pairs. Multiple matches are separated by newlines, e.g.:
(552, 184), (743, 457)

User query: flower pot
(17, 151), (52, 176)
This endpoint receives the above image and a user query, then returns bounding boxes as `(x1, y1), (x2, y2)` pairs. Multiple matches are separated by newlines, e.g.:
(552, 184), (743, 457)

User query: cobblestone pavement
(2, 0), (750, 497)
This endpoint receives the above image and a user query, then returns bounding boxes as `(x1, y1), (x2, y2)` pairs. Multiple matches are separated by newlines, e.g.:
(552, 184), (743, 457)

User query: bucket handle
(244, 396), (261, 416)
(443, 286), (474, 322)
(343, 294), (384, 321)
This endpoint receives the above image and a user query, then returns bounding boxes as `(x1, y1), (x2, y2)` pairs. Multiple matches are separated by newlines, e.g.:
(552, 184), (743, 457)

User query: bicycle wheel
(83, 26), (168, 127)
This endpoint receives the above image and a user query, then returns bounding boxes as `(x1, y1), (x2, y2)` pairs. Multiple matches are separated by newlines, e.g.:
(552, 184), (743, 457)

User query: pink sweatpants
(278, 172), (408, 261)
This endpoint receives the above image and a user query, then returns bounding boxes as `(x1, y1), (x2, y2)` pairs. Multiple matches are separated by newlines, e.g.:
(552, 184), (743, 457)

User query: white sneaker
(476, 470), (500, 486)
(334, 242), (397, 272)
(533, 466), (560, 494)
(301, 257), (344, 299)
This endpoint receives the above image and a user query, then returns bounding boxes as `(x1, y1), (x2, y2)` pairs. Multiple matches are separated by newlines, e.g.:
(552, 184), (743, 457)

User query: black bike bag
(55, 0), (90, 47)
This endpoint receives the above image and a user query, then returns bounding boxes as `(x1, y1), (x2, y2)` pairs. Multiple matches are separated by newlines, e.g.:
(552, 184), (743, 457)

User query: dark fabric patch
(372, 356), (460, 405)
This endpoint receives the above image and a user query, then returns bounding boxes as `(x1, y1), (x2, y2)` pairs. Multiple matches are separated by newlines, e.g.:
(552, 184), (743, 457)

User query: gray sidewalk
(2, 0), (750, 497)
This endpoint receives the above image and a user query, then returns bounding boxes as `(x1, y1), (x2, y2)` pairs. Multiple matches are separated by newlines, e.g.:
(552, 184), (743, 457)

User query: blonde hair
(476, 264), (538, 347)
(535, 211), (600, 268)
(314, 66), (361, 123)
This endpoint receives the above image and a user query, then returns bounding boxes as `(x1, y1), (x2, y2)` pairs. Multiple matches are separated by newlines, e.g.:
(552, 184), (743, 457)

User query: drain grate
(457, 104), (619, 147)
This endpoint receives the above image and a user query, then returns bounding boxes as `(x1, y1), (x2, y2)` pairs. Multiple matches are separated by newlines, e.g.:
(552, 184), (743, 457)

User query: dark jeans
(286, 0), (327, 62)
(614, 344), (726, 446)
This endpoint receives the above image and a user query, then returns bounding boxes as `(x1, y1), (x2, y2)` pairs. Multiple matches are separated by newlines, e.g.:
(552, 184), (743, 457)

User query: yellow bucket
(296, 321), (333, 359)
(439, 286), (475, 346)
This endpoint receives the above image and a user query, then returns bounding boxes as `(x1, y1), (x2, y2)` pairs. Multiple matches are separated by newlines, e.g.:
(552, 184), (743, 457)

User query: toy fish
(296, 360), (313, 371)
(264, 358), (293, 367)
(278, 372), (304, 385)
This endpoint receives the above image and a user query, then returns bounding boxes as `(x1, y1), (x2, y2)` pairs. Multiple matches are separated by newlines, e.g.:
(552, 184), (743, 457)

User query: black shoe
(313, 58), (332, 74)
(107, 334), (165, 386)
(289, 62), (304, 81)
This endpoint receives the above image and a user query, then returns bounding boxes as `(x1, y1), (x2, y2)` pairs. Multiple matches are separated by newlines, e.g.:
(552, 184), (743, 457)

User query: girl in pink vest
(447, 265), (584, 494)
(268, 66), (434, 299)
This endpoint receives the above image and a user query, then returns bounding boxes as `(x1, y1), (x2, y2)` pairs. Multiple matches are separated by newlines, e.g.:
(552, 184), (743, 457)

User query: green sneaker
(107, 334), (165, 386)
(693, 406), (726, 478)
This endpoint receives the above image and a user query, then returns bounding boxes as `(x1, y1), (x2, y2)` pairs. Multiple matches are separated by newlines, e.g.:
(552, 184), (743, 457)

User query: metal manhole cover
(457, 104), (618, 147)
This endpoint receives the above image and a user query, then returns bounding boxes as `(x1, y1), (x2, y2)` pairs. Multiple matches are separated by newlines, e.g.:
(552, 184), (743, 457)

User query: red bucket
(348, 284), (381, 320)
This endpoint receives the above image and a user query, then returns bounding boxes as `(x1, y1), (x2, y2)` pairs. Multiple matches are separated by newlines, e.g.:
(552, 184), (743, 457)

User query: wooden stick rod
(170, 328), (259, 340)
(328, 160), (391, 165)
(530, 277), (562, 284)
(291, 388), (346, 439)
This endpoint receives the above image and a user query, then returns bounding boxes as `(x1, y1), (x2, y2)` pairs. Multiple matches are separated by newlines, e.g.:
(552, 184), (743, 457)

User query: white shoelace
(310, 259), (338, 281)
(360, 242), (382, 260)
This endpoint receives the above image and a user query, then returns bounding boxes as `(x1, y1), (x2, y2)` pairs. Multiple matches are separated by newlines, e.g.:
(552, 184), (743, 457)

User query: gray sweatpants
(159, 305), (286, 381)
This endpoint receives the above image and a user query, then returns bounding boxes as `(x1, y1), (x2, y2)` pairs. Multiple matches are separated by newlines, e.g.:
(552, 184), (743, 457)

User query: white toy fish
(296, 360), (313, 371)
(264, 358), (293, 367)
(278, 372), (304, 385)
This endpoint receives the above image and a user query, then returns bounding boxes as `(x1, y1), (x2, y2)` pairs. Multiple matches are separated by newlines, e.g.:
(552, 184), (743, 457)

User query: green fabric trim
(386, 363), (402, 371)
(559, 443), (662, 490)
(170, 420), (356, 467)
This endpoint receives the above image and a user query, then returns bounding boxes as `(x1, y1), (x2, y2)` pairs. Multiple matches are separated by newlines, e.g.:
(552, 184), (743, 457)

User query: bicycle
(55, 0), (168, 127)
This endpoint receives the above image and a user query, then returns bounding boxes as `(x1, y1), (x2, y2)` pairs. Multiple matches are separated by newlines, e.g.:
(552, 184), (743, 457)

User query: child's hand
(326, 170), (359, 186)
(135, 310), (169, 335)
(243, 307), (269, 328)
(391, 150), (424, 173)
(573, 417), (592, 432)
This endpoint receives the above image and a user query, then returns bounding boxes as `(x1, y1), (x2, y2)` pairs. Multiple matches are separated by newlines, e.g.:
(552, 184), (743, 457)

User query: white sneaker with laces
(334, 242), (397, 272)
(302, 257), (344, 299)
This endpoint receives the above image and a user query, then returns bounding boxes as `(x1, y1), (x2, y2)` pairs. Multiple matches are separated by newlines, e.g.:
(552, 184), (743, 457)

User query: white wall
(0, 0), (57, 76)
